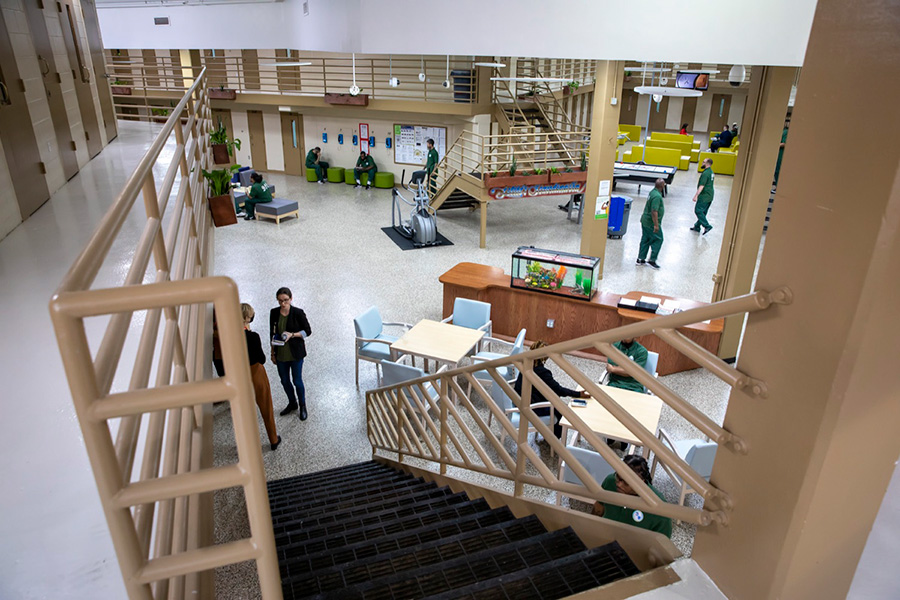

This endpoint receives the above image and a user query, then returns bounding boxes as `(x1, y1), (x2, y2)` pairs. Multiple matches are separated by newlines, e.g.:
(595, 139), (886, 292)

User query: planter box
(324, 93), (369, 106)
(211, 143), (231, 165)
(550, 169), (587, 184)
(111, 86), (131, 95)
(209, 88), (236, 100)
(208, 192), (237, 227)
(485, 173), (549, 189)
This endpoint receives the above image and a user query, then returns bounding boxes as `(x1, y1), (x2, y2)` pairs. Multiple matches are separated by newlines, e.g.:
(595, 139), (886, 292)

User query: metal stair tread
(269, 474), (428, 514)
(268, 468), (412, 500)
(270, 478), (435, 521)
(267, 461), (388, 491)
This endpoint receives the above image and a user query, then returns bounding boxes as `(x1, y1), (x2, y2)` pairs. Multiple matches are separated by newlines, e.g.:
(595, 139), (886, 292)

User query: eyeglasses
(277, 297), (291, 304)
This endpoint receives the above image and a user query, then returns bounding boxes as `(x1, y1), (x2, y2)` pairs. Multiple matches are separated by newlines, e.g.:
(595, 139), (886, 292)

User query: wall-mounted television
(675, 72), (709, 91)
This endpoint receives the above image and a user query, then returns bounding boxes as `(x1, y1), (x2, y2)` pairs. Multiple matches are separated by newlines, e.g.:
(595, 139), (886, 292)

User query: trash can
(607, 195), (633, 238)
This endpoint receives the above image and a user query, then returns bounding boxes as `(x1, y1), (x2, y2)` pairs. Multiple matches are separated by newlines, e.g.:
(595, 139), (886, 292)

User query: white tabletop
(391, 319), (485, 365)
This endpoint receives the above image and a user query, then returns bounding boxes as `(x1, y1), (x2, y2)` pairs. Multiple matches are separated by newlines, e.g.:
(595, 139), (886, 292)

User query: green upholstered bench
(373, 172), (395, 189)
(326, 167), (345, 183)
(344, 169), (370, 185)
(306, 169), (318, 182)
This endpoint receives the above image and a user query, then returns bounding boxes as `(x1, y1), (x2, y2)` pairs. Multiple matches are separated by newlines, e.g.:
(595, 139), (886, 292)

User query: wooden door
(247, 110), (267, 170)
(0, 9), (51, 217)
(619, 90), (638, 125)
(680, 96), (698, 133)
(708, 93), (732, 134)
(80, 0), (116, 142)
(280, 113), (304, 176)
(648, 95), (670, 131)
(58, 0), (102, 157)
(22, 0), (79, 180)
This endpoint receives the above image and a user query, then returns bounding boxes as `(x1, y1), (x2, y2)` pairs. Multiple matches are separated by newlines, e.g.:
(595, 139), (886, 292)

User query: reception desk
(439, 262), (723, 375)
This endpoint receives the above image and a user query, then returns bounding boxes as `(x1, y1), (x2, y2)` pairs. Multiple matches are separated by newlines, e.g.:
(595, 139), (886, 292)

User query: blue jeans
(276, 359), (305, 408)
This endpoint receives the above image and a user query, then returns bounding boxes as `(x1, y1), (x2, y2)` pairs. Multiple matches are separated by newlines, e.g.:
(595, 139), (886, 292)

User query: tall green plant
(210, 121), (242, 156)
(202, 164), (240, 197)
(580, 152), (587, 171)
(509, 156), (517, 176)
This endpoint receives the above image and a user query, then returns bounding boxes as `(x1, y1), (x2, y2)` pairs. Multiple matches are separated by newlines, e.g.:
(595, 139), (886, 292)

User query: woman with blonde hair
(242, 303), (281, 451)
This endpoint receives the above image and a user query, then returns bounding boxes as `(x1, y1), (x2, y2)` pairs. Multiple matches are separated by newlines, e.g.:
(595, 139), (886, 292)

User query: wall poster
(392, 124), (447, 166)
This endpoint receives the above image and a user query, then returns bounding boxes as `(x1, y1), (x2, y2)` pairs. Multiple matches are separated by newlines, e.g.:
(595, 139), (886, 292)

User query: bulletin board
(392, 124), (448, 166)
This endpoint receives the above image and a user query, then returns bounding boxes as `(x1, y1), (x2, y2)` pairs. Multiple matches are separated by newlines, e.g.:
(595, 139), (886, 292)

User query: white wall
(97, 0), (815, 67)
(262, 111), (285, 172)
(848, 456), (900, 599)
(0, 139), (22, 240)
(694, 93), (714, 133)
(666, 97), (685, 131)
(727, 93), (747, 130)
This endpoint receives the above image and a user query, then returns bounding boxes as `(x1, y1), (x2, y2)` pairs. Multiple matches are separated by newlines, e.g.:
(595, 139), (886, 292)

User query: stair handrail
(366, 288), (792, 528)
(431, 130), (486, 199)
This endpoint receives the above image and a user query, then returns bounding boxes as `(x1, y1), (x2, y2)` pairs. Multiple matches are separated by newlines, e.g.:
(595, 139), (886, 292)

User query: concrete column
(710, 66), (794, 358)
(692, 1), (900, 598)
(579, 61), (623, 266)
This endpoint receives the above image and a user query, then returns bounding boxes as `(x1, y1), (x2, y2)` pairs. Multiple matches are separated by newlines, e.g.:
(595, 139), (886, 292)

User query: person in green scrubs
(605, 338), (648, 393)
(691, 157), (715, 234)
(305, 147), (329, 183)
(239, 172), (272, 221)
(774, 118), (789, 186)
(636, 179), (666, 269)
(354, 151), (377, 189)
(425, 138), (439, 196)
(592, 455), (672, 538)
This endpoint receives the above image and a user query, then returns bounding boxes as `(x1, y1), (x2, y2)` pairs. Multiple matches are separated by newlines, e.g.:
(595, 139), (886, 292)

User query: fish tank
(510, 246), (601, 301)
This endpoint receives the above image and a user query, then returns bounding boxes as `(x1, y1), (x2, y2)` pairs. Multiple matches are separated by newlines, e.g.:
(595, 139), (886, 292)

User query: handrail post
(439, 377), (448, 475)
(513, 358), (533, 497)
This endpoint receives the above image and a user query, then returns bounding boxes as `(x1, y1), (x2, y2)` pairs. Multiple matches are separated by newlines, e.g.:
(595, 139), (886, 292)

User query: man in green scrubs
(593, 456), (672, 538)
(605, 338), (648, 393)
(774, 119), (789, 186)
(305, 147), (329, 183)
(691, 158), (715, 234)
(425, 138), (439, 196)
(637, 179), (666, 269)
(239, 172), (271, 221)
(354, 151), (377, 189)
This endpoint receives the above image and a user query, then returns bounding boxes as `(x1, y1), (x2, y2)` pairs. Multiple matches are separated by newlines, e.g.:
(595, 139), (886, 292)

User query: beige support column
(692, 1), (900, 599)
(580, 61), (623, 265)
(711, 66), (794, 358)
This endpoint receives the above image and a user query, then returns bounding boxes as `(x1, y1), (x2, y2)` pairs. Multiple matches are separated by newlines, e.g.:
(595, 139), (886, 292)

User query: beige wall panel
(257, 48), (279, 93)
(224, 49), (241, 89)
(727, 92), (747, 129)
(230, 109), (252, 166)
(262, 110), (285, 172)
(693, 92), (713, 134)
(665, 96), (684, 131)
(634, 93), (650, 134)
(0, 139), (22, 241)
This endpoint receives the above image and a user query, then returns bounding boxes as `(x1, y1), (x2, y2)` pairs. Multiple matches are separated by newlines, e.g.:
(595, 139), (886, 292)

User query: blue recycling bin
(607, 195), (633, 239)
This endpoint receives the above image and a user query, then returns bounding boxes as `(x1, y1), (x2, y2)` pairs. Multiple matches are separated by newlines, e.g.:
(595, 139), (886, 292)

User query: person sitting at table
(709, 125), (734, 152)
(238, 172), (272, 221)
(679, 123), (689, 135)
(513, 340), (589, 440)
(354, 151), (377, 189)
(305, 147), (329, 184)
(604, 337), (648, 393)
(592, 455), (673, 538)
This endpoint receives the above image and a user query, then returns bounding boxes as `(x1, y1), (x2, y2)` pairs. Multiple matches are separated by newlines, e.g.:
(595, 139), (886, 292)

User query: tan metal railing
(366, 289), (792, 527)
(49, 68), (283, 599)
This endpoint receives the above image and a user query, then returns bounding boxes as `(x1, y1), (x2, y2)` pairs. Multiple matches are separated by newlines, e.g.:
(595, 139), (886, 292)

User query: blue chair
(353, 306), (411, 386)
(380, 359), (445, 423)
(556, 446), (617, 505)
(601, 349), (660, 393)
(651, 428), (718, 506)
(488, 378), (553, 454)
(441, 298), (492, 349)
(471, 328), (527, 387)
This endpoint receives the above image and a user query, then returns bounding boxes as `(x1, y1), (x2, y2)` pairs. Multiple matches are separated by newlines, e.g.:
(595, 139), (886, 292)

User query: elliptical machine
(391, 170), (440, 247)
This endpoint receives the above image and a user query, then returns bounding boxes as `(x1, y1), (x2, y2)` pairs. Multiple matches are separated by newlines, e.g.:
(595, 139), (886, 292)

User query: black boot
(299, 405), (308, 421)
(280, 404), (297, 416)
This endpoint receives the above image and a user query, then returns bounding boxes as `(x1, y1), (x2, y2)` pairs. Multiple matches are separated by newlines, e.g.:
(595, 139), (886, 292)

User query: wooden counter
(439, 262), (723, 375)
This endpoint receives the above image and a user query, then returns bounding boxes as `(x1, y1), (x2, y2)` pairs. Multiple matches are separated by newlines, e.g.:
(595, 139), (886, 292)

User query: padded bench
(373, 172), (395, 188)
(326, 167), (345, 183)
(256, 198), (298, 224)
(344, 169), (370, 185)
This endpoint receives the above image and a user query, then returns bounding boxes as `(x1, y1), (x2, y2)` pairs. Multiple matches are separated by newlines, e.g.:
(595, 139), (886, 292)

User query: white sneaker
(318, 180), (324, 185)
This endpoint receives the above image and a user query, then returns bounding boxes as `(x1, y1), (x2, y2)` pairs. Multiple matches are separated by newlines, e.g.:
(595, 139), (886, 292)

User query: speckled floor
(212, 158), (739, 597)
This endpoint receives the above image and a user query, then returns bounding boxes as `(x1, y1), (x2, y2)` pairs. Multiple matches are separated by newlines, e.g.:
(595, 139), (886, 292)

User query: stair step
(269, 472), (421, 511)
(421, 541), (641, 600)
(267, 462), (389, 492)
(269, 469), (415, 503)
(274, 492), (480, 547)
(281, 515), (547, 596)
(271, 478), (435, 522)
(302, 528), (586, 600)
(267, 464), (400, 496)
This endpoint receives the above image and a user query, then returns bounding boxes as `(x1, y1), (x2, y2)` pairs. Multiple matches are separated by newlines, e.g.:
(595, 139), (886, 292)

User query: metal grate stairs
(268, 461), (641, 599)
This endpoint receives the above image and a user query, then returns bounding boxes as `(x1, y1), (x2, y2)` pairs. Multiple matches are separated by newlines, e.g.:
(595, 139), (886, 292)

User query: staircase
(269, 461), (641, 599)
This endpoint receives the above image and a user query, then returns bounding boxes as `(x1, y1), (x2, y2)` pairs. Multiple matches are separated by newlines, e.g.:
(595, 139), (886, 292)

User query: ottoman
(256, 198), (299, 224)
(326, 167), (345, 183)
(373, 172), (395, 189)
(344, 169), (369, 186)
(306, 169), (319, 182)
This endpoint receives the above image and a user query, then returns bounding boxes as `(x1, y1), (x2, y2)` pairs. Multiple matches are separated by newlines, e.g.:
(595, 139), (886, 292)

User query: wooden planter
(111, 86), (131, 95)
(208, 193), (237, 227)
(209, 88), (236, 100)
(485, 173), (550, 188)
(550, 169), (587, 184)
(324, 93), (369, 106)
(211, 144), (231, 165)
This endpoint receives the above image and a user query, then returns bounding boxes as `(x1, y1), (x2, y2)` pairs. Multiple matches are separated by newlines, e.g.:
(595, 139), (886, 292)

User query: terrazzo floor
(211, 142), (739, 597)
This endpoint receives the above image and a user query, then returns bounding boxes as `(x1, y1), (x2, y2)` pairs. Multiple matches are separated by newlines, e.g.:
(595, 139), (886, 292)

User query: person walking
(305, 147), (329, 184)
(425, 138), (439, 196)
(636, 179), (666, 270)
(354, 151), (377, 189)
(691, 158), (715, 234)
(270, 287), (312, 420)
(242, 303), (280, 451)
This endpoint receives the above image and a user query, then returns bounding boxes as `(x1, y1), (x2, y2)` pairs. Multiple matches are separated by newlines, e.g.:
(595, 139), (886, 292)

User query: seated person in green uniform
(592, 455), (672, 538)
(238, 172), (272, 221)
(305, 147), (329, 183)
(605, 338), (648, 393)
(354, 151), (377, 189)
(425, 138), (439, 196)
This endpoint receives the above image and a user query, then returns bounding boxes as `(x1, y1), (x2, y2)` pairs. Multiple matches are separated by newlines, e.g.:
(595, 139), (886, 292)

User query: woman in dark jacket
(242, 303), (280, 450)
(269, 287), (312, 420)
(514, 340), (589, 439)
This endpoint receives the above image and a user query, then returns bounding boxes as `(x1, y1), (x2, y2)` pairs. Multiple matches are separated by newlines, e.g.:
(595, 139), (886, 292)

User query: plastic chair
(471, 328), (527, 384)
(488, 378), (554, 455)
(600, 349), (659, 393)
(380, 358), (445, 425)
(651, 428), (718, 506)
(441, 298), (492, 350)
(556, 446), (617, 505)
(353, 306), (411, 386)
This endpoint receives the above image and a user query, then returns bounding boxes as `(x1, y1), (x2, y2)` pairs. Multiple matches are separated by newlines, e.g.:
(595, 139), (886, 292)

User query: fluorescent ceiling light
(260, 62), (312, 67)
(625, 67), (668, 73)
(634, 85), (702, 97)
(474, 62), (506, 68)
(679, 69), (720, 74)
(490, 77), (571, 83)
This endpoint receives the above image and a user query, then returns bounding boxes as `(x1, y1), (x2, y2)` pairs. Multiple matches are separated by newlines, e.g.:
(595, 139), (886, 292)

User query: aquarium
(510, 246), (601, 301)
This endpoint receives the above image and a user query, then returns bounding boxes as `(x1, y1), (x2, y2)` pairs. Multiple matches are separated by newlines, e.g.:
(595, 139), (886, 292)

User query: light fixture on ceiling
(349, 53), (360, 96)
(490, 77), (572, 83)
(728, 64), (746, 87)
(652, 94), (663, 103)
(624, 67), (669, 73)
(474, 62), (506, 68)
(442, 55), (450, 88)
(418, 56), (426, 82)
(388, 55), (400, 87)
(634, 85), (703, 98)
(260, 62), (312, 67)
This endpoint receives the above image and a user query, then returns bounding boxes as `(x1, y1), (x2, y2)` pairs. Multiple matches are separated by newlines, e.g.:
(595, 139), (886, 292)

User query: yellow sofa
(698, 150), (737, 175)
(618, 124), (642, 145)
(646, 138), (698, 164)
(624, 145), (682, 169)
(651, 131), (701, 154)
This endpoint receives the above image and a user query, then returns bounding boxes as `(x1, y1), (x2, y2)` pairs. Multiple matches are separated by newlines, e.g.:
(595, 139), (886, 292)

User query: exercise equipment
(391, 177), (439, 248)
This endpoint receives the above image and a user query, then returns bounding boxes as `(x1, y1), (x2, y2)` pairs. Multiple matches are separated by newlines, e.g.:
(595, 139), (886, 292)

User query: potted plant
(202, 164), (241, 227)
(209, 85), (237, 100)
(550, 164), (587, 184)
(485, 156), (550, 188)
(210, 121), (241, 165)
(111, 79), (131, 95)
(563, 80), (579, 96)
(150, 107), (169, 123)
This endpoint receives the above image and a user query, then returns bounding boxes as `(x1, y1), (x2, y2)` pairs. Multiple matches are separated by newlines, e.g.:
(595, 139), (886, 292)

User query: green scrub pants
(354, 167), (376, 185)
(243, 197), (270, 218)
(693, 200), (712, 230)
(638, 224), (664, 261)
(307, 161), (329, 181)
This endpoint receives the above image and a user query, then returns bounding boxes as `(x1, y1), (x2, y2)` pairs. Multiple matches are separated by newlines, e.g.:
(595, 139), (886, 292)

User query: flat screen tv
(675, 72), (709, 91)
